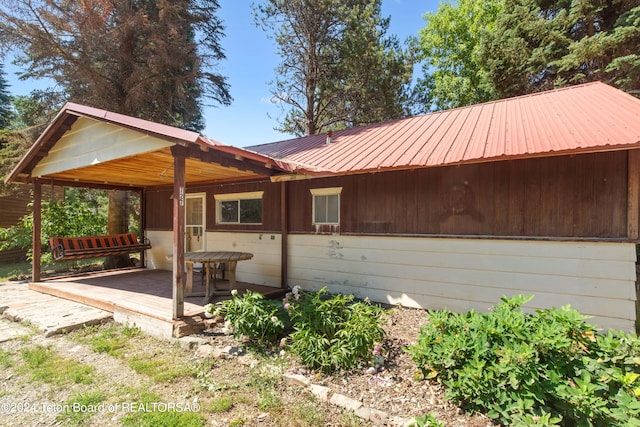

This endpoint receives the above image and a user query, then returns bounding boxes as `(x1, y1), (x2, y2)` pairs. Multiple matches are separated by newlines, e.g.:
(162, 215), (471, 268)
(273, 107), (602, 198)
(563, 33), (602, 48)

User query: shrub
(211, 289), (288, 346)
(407, 295), (640, 426)
(286, 287), (385, 372)
(210, 286), (386, 372)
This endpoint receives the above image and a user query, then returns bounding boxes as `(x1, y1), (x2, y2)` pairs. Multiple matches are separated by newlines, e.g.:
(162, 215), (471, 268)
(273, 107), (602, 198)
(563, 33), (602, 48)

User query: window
(310, 187), (342, 225)
(215, 191), (263, 224)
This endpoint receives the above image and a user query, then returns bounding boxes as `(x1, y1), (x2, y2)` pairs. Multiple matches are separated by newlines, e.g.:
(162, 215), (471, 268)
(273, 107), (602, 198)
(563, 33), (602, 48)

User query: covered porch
(5, 103), (293, 328)
(27, 268), (285, 338)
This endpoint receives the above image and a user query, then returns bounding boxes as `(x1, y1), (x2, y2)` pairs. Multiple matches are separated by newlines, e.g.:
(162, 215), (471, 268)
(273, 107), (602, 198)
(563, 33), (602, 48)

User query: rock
(283, 372), (311, 387)
(195, 344), (215, 358)
(310, 384), (331, 402)
(329, 393), (362, 411)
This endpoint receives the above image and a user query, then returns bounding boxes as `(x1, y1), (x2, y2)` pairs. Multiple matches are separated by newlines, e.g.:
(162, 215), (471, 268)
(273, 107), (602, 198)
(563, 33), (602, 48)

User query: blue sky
(4, 0), (439, 147)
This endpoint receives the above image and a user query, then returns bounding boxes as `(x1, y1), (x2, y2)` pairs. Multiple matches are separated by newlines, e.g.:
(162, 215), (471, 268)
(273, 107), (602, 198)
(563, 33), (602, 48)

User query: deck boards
(28, 268), (285, 327)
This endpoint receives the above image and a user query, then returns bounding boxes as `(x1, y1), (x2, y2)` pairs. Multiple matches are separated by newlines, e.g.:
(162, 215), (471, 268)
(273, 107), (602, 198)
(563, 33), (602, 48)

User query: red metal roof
(250, 82), (640, 175)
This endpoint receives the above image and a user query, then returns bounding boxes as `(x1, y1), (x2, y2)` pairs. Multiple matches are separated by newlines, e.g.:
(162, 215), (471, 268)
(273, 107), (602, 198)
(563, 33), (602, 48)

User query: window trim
(310, 187), (342, 225)
(214, 191), (264, 225)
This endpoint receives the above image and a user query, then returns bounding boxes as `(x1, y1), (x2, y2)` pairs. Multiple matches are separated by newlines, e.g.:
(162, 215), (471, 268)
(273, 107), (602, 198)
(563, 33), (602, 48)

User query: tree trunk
(103, 190), (131, 269)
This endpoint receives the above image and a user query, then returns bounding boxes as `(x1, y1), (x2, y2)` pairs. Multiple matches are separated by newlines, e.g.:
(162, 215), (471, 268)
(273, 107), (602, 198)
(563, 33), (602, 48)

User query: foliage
(20, 344), (95, 385)
(0, 0), (230, 131)
(286, 287), (385, 372)
(210, 289), (288, 346)
(58, 391), (105, 426)
(209, 286), (386, 372)
(413, 0), (502, 113)
(0, 128), (32, 196)
(408, 295), (640, 426)
(0, 192), (107, 262)
(410, 413), (444, 427)
(254, 0), (413, 136)
(120, 389), (205, 427)
(479, 0), (640, 98)
(0, 64), (14, 129)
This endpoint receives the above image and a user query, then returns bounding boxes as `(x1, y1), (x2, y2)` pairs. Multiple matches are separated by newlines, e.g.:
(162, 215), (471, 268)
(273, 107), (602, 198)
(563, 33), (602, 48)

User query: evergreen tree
(480, 0), (640, 98)
(0, 0), (231, 131)
(255, 0), (413, 136)
(0, 64), (13, 130)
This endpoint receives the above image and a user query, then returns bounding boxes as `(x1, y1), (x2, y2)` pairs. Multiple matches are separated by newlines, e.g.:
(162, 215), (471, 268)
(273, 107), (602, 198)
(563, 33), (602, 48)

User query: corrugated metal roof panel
(250, 82), (640, 175)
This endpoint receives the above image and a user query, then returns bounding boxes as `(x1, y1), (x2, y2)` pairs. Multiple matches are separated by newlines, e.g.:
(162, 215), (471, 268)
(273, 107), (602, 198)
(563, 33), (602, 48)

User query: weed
(20, 345), (94, 385)
(57, 391), (105, 426)
(229, 416), (245, 426)
(119, 388), (205, 427)
(289, 401), (326, 425)
(79, 323), (134, 356)
(0, 348), (12, 368)
(207, 395), (234, 413)
(127, 354), (194, 382)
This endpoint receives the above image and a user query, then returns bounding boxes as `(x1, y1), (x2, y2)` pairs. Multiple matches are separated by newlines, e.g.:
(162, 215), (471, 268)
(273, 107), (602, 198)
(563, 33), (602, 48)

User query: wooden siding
(145, 230), (281, 287)
(145, 181), (281, 232)
(287, 234), (637, 331)
(145, 152), (629, 240)
(287, 151), (629, 239)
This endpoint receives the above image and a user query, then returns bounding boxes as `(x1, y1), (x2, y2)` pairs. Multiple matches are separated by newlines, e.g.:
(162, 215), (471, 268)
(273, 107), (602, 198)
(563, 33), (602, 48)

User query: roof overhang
(5, 103), (288, 188)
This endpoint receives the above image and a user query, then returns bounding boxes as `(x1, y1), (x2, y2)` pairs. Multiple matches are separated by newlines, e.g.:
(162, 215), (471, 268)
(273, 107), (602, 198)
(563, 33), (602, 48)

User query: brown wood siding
(0, 194), (31, 228)
(144, 180), (281, 232)
(145, 152), (629, 239)
(288, 152), (629, 238)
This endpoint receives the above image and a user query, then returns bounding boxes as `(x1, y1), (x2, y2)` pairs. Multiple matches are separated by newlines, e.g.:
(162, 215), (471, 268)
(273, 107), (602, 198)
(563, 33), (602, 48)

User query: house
(5, 81), (640, 331)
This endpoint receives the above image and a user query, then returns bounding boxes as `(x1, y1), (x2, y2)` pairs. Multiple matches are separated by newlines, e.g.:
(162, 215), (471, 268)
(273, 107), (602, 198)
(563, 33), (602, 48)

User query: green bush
(407, 295), (640, 426)
(210, 289), (287, 346)
(286, 287), (385, 372)
(209, 286), (386, 372)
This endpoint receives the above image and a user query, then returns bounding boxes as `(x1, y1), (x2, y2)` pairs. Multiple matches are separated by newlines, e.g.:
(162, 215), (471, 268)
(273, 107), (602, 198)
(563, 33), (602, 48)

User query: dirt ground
(0, 306), (496, 426)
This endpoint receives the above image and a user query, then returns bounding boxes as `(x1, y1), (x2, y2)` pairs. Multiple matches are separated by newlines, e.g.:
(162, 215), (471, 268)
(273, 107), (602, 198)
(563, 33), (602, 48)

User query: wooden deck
(28, 268), (286, 338)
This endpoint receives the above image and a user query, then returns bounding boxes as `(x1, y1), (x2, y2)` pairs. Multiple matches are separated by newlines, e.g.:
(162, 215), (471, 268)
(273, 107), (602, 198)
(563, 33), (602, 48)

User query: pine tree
(255, 0), (413, 136)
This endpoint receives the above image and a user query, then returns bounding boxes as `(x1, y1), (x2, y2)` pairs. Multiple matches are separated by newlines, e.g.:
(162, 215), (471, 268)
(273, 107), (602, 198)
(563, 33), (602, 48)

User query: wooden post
(140, 188), (147, 268)
(280, 181), (288, 289)
(171, 146), (187, 319)
(32, 179), (42, 282)
(628, 149), (640, 241)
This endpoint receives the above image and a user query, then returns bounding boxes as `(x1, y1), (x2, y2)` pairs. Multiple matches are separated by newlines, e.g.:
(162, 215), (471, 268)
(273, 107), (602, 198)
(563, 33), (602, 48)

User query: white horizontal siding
(287, 235), (637, 331)
(145, 230), (281, 287)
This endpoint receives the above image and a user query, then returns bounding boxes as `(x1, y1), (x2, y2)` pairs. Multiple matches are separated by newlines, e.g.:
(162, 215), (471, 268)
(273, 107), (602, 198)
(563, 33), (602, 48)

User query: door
(185, 194), (205, 252)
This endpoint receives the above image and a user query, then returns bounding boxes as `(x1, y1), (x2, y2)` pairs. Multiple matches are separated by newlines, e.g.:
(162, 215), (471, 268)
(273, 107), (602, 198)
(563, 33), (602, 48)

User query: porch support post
(280, 181), (288, 289)
(32, 178), (42, 282)
(140, 188), (147, 268)
(628, 149), (640, 241)
(171, 146), (187, 319)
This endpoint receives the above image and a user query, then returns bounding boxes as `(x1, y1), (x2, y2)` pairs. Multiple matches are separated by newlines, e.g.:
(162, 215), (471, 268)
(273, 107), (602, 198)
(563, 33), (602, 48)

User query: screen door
(185, 194), (205, 252)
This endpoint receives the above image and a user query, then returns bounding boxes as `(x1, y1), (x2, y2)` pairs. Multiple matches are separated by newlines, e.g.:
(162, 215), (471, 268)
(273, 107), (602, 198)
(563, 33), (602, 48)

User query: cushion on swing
(49, 233), (151, 261)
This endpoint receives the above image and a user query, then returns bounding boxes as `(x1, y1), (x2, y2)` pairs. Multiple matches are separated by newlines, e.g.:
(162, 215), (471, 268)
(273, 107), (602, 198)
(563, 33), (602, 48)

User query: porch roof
(5, 103), (291, 188)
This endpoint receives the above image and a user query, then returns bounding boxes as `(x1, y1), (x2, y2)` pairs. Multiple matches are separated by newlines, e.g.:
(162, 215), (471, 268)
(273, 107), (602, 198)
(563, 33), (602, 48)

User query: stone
(195, 344), (215, 358)
(283, 373), (311, 387)
(329, 393), (362, 411)
(309, 384), (331, 402)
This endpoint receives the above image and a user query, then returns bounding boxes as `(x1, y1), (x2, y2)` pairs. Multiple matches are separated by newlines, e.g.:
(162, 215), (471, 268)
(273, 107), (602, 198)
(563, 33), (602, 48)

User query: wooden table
(183, 251), (253, 302)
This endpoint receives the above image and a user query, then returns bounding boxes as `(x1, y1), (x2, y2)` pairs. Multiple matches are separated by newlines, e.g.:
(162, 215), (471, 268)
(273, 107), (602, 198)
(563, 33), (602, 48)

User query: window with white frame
(214, 191), (264, 224)
(310, 187), (342, 225)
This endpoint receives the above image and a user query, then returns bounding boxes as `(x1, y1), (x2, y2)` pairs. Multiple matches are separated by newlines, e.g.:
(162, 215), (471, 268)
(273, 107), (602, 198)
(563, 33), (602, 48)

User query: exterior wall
(288, 151), (629, 238)
(287, 234), (637, 331)
(144, 230), (281, 287)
